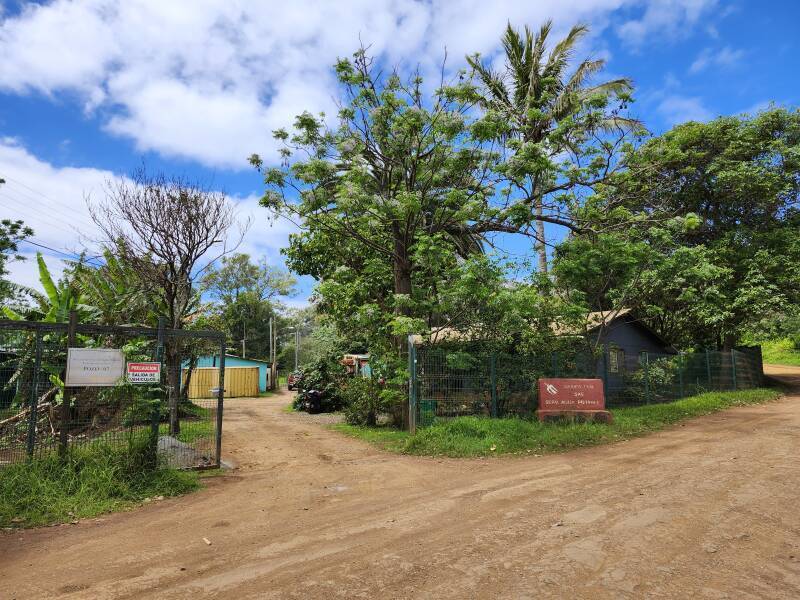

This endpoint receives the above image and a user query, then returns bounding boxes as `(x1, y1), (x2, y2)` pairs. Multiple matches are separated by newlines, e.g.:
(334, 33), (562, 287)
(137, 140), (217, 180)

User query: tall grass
(0, 435), (199, 528)
(761, 338), (800, 366)
(335, 388), (782, 458)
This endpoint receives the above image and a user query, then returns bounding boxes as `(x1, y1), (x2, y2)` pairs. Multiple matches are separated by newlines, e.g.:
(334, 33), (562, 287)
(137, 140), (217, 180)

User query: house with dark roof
(584, 309), (678, 392)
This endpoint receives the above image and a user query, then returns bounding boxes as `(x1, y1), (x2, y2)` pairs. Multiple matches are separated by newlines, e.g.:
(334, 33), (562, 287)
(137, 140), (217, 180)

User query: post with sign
(537, 378), (612, 423)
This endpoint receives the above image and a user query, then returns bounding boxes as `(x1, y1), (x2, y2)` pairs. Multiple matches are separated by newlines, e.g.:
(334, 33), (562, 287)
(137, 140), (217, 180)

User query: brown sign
(538, 378), (605, 411)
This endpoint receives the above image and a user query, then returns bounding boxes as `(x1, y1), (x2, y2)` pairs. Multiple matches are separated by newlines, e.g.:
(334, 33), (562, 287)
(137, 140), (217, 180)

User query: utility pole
(269, 317), (274, 363)
(241, 317), (246, 359)
(268, 317), (275, 390)
(294, 330), (299, 370)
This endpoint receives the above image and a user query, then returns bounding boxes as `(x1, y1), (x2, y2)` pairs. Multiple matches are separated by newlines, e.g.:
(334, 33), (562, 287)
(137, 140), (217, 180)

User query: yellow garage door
(182, 367), (259, 398)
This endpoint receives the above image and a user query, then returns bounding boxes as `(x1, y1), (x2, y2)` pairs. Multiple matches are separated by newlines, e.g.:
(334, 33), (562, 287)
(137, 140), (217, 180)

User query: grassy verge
(761, 339), (800, 366)
(0, 438), (200, 528)
(333, 423), (410, 452)
(158, 419), (213, 445)
(334, 388), (781, 458)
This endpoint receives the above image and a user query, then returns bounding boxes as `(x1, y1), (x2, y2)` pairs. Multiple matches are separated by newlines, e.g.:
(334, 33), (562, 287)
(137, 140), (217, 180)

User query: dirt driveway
(3, 367), (800, 599)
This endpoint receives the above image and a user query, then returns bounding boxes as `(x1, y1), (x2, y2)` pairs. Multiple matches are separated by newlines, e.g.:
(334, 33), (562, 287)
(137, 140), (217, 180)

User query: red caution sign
(127, 362), (161, 384)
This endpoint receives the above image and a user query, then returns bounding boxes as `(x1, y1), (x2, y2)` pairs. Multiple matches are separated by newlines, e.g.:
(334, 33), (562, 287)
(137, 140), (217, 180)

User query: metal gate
(0, 314), (226, 469)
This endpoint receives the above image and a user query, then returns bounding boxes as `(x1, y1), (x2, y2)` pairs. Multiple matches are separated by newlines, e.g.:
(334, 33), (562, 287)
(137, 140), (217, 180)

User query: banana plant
(2, 253), (98, 322)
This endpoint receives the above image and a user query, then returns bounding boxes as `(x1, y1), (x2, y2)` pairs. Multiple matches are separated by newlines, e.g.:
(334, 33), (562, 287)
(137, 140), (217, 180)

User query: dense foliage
(555, 108), (800, 349)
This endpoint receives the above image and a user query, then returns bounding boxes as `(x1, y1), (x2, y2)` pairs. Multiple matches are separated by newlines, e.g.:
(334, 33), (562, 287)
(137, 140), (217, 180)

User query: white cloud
(617, 0), (718, 48)
(689, 46), (744, 74)
(0, 0), (718, 169)
(657, 94), (713, 125)
(0, 139), (304, 297)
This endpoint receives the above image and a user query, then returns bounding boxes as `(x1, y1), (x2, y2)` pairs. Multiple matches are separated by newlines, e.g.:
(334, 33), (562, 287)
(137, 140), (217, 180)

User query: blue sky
(0, 0), (797, 304)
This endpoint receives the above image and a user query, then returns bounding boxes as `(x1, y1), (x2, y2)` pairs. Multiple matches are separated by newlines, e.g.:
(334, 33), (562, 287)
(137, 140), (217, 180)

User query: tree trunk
(392, 230), (414, 354)
(535, 198), (548, 274)
(393, 234), (412, 315)
(182, 356), (198, 402)
(722, 332), (736, 352)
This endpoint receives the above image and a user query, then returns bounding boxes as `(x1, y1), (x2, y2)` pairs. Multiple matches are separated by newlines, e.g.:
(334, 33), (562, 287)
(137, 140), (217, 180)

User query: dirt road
(3, 368), (800, 599)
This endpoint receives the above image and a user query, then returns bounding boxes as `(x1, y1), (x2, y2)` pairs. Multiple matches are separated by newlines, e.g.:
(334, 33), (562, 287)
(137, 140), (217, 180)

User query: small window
(608, 348), (625, 373)
(639, 351), (648, 366)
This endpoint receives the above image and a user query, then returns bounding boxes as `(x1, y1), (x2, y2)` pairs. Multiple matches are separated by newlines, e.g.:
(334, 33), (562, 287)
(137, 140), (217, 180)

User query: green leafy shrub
(623, 356), (679, 402)
(293, 354), (347, 412)
(791, 332), (800, 351)
(342, 377), (389, 425)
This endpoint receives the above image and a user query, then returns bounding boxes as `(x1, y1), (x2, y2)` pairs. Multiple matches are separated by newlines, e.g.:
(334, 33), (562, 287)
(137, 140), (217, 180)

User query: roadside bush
(293, 354), (347, 412)
(791, 332), (800, 351)
(342, 377), (388, 425)
(624, 357), (679, 402)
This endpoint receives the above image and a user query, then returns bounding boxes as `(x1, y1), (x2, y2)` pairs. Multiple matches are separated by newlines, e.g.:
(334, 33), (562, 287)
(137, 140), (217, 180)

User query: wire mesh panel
(410, 341), (766, 428)
(416, 347), (492, 426)
(414, 346), (599, 426)
(0, 319), (225, 470)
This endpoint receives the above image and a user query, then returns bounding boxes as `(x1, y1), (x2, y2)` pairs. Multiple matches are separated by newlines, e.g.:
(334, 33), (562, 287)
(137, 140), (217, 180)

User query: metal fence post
(149, 400), (161, 468)
(59, 311), (78, 458)
(150, 316), (166, 461)
(731, 350), (737, 391)
(705, 349), (712, 390)
(215, 337), (226, 468)
(644, 352), (650, 404)
(678, 352), (685, 398)
(551, 352), (560, 377)
(174, 344), (182, 429)
(407, 335), (417, 434)
(26, 330), (43, 458)
(490, 353), (498, 418)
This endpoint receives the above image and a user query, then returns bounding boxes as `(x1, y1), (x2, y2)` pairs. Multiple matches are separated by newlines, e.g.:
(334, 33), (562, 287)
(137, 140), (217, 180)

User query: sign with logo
(65, 348), (126, 387)
(127, 362), (161, 384)
(538, 378), (605, 411)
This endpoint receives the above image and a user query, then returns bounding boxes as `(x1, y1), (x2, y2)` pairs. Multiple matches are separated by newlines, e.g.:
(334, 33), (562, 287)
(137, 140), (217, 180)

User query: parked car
(287, 370), (301, 391)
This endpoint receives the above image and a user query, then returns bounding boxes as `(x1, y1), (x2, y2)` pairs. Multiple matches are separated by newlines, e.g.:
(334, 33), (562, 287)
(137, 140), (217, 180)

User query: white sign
(127, 362), (161, 384)
(65, 348), (126, 387)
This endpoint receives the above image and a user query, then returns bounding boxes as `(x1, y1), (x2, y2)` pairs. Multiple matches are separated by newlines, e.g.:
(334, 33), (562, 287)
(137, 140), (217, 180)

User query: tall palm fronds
(468, 21), (637, 272)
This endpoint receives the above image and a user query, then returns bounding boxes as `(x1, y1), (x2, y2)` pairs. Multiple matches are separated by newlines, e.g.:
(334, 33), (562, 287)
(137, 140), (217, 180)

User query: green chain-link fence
(409, 341), (764, 430)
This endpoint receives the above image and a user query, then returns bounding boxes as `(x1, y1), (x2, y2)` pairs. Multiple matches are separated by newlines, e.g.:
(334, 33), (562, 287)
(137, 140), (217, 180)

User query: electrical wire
(2, 176), (87, 224)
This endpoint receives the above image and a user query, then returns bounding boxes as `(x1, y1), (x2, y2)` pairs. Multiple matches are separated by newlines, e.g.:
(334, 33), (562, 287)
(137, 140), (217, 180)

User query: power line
(0, 192), (80, 236)
(0, 190), (105, 266)
(20, 239), (104, 268)
(2, 175), (89, 224)
(1, 181), (80, 224)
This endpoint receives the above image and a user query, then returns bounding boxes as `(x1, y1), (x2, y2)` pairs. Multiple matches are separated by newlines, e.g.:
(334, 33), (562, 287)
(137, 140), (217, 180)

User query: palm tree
(467, 21), (635, 273)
